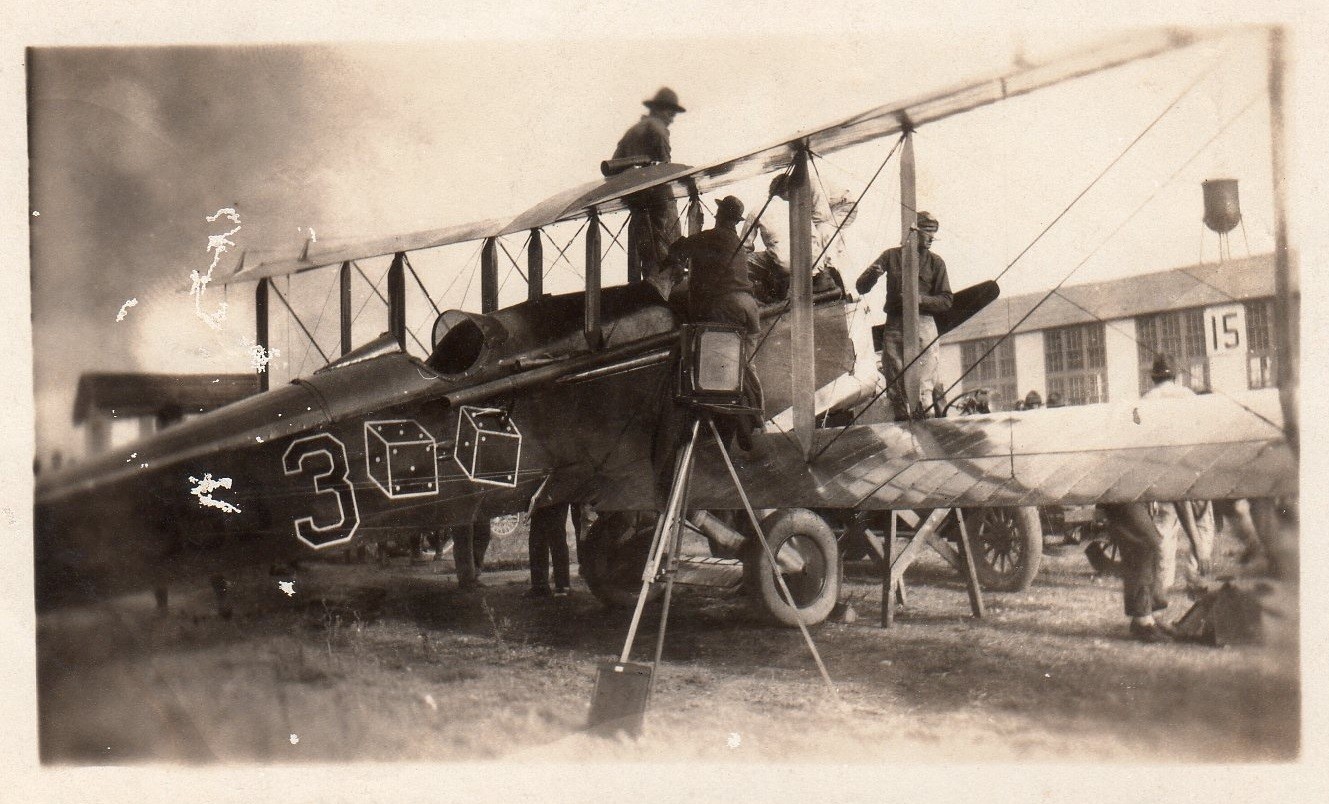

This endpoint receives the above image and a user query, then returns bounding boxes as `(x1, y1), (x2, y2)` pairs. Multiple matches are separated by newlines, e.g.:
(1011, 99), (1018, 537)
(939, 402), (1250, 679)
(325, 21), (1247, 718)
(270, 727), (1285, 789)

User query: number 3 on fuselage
(282, 433), (361, 549)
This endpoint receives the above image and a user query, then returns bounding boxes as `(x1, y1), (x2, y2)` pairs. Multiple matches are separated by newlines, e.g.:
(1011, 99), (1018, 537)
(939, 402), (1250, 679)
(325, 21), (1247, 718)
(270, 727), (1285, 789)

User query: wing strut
(1267, 26), (1297, 456)
(585, 210), (603, 350)
(256, 278), (270, 392)
(528, 230), (544, 301)
(788, 145), (816, 456)
(899, 129), (921, 416)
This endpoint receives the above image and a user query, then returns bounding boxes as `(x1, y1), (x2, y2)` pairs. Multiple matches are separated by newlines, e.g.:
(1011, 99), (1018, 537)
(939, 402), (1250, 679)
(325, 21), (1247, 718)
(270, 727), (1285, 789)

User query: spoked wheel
(743, 509), (840, 627)
(1084, 534), (1124, 577)
(964, 507), (1043, 592)
(489, 512), (528, 538)
(579, 511), (662, 609)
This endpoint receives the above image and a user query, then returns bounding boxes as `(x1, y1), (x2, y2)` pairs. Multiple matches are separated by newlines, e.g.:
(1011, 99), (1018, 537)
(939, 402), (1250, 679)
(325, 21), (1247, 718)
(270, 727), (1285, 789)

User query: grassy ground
(36, 525), (1298, 765)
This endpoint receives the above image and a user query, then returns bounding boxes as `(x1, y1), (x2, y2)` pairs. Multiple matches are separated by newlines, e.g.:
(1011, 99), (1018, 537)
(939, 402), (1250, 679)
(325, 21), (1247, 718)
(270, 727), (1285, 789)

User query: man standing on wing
(854, 211), (952, 421)
(612, 87), (686, 279)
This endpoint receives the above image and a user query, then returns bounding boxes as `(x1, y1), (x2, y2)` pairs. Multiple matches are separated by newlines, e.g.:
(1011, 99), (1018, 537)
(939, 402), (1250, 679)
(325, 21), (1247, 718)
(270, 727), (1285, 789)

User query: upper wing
(219, 28), (1218, 286)
(684, 389), (1294, 510)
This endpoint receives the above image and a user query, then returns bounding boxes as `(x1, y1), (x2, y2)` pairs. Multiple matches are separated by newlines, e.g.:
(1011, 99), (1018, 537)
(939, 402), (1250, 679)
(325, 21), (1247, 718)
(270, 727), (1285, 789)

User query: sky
(23, 21), (1295, 464)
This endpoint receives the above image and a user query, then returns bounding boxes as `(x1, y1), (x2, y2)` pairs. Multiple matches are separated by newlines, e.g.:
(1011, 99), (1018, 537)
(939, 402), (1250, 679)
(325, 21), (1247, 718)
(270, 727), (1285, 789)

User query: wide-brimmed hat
(643, 87), (686, 113)
(715, 195), (745, 222)
(916, 211), (939, 232)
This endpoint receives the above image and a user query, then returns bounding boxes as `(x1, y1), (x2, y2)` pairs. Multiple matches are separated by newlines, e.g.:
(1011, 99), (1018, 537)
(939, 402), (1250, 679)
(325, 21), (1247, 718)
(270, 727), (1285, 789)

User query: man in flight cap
(855, 210), (952, 420)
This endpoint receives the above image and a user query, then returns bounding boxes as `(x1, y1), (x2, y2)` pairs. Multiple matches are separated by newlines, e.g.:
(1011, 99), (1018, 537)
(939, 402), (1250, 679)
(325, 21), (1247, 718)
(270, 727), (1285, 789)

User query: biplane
(34, 27), (1297, 629)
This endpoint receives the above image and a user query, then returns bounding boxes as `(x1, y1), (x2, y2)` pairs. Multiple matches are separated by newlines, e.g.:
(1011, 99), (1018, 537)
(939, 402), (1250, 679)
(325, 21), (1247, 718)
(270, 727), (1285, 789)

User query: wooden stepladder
(840, 508), (986, 627)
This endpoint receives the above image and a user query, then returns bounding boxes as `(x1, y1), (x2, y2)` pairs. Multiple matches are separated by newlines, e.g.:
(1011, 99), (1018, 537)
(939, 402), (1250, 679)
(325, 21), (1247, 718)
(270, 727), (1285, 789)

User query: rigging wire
(545, 218), (591, 281)
(405, 246), (484, 348)
(403, 253), (443, 317)
(601, 214), (632, 258)
(935, 94), (1281, 433)
(496, 234), (532, 285)
(748, 134), (906, 362)
(350, 259), (431, 354)
(811, 78), (1257, 461)
(350, 260), (388, 324)
(988, 40), (1237, 285)
(270, 280), (331, 366)
(435, 240), (486, 308)
(292, 270), (340, 377)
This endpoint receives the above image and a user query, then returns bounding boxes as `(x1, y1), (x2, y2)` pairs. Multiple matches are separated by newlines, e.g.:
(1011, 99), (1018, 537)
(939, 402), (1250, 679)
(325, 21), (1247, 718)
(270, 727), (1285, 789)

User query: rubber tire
(965, 507), (1043, 592)
(579, 511), (662, 609)
(743, 508), (841, 627)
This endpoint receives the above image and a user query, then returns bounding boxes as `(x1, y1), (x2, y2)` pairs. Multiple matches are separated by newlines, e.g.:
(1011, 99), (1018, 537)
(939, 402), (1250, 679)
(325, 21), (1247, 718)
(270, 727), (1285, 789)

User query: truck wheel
(743, 509), (840, 627)
(579, 511), (661, 609)
(489, 512), (527, 537)
(965, 507), (1042, 592)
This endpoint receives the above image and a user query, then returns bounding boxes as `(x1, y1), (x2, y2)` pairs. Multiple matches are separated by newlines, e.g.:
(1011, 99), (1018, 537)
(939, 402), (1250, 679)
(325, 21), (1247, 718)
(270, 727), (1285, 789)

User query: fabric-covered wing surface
(682, 389), (1293, 510)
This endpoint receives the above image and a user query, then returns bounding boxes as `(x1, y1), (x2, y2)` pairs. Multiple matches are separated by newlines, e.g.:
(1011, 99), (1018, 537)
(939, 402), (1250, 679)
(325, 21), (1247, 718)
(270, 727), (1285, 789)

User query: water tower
(1201, 178), (1242, 262)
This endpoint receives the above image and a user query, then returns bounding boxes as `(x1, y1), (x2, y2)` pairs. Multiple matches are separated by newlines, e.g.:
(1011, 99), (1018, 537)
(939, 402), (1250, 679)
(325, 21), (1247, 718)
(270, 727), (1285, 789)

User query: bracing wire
(812, 71), (1255, 461)
(748, 134), (906, 362)
(292, 270), (340, 376)
(935, 94), (1279, 433)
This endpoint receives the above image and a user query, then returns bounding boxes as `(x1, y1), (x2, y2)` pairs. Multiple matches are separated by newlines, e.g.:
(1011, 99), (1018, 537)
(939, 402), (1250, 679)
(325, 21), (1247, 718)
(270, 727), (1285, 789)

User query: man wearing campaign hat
(665, 195), (762, 449)
(854, 210), (953, 420)
(665, 195), (760, 352)
(612, 87), (687, 279)
(1141, 353), (1215, 591)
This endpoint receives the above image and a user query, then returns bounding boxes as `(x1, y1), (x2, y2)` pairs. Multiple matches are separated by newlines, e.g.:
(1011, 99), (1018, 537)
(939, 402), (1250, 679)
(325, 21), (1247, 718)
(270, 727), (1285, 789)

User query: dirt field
(36, 527), (1298, 765)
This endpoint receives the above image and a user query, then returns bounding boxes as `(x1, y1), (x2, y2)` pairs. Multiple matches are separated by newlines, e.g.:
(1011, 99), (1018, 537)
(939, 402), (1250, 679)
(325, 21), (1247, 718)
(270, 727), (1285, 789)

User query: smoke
(29, 45), (383, 458)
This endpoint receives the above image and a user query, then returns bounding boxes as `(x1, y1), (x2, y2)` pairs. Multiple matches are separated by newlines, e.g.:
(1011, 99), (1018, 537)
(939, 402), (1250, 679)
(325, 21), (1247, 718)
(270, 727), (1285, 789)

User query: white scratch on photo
(115, 298), (138, 322)
(247, 342), (278, 373)
(726, 732), (741, 749)
(190, 207), (241, 330)
(188, 473), (242, 514)
(278, 581), (295, 597)
(289, 734), (299, 745)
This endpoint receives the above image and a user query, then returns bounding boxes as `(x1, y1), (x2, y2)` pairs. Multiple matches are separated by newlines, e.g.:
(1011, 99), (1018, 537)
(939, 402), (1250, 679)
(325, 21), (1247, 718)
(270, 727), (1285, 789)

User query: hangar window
(959, 336), (1017, 411)
(1044, 322), (1106, 405)
(1136, 308), (1209, 394)
(1244, 298), (1278, 390)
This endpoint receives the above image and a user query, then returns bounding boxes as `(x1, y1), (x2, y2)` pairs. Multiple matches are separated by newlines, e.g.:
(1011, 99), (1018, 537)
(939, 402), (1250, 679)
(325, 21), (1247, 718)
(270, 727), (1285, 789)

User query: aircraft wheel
(743, 509), (840, 627)
(580, 511), (661, 609)
(965, 507), (1043, 592)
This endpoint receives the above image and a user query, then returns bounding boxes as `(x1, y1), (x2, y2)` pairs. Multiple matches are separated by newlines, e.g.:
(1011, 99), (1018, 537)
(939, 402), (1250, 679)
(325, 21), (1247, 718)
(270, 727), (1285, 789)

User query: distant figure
(1142, 354), (1213, 587)
(613, 87), (686, 279)
(1046, 392), (1064, 408)
(526, 504), (573, 598)
(1023, 390), (1043, 410)
(452, 519), (492, 591)
(1099, 502), (1173, 643)
(855, 211), (952, 420)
